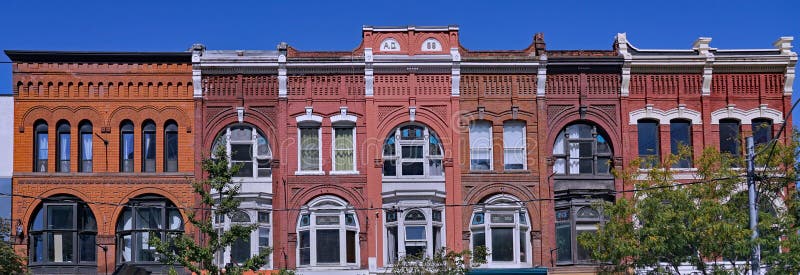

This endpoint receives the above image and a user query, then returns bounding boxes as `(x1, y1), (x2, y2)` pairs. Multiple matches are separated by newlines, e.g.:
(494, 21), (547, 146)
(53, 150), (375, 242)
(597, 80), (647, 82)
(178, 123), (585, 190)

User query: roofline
(4, 50), (191, 63)
(362, 25), (459, 32)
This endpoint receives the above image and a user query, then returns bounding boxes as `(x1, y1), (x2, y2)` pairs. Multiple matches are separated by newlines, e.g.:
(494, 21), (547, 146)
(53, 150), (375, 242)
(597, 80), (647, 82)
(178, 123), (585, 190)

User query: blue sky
(0, 0), (797, 114)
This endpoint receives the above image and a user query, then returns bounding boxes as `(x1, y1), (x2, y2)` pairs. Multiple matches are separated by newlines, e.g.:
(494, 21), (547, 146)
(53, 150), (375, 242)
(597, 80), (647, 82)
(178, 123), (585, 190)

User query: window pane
(670, 120), (692, 168)
(31, 233), (43, 262)
(346, 230), (356, 263)
(48, 205), (74, 230)
(597, 157), (611, 175)
(637, 120), (659, 167)
(335, 149), (354, 171)
(259, 228), (270, 252)
(81, 133), (93, 172)
(556, 222), (572, 263)
(405, 245), (425, 257)
(48, 232), (74, 263)
(491, 228), (513, 261)
(335, 128), (354, 150)
(231, 235), (250, 263)
(490, 214), (515, 224)
(230, 127), (252, 141)
(433, 226), (442, 252)
(578, 142), (592, 157)
(472, 213), (485, 225)
(299, 230), (310, 265)
(401, 146), (423, 159)
(470, 121), (492, 170)
(316, 216), (340, 225)
(504, 148), (525, 170)
(520, 230), (527, 262)
(316, 229), (340, 263)
(80, 233), (96, 262)
(428, 159), (443, 177)
(143, 132), (156, 172)
(168, 209), (182, 230)
(383, 135), (396, 156)
(383, 160), (396, 176)
(258, 212), (270, 224)
(753, 119), (772, 147)
(470, 148), (491, 170)
(719, 120), (741, 156)
(503, 121), (525, 171)
(135, 207), (163, 230)
(596, 135), (611, 153)
(401, 126), (423, 140)
(405, 226), (425, 240)
(387, 227), (398, 263)
(401, 162), (424, 176)
(36, 132), (48, 172)
(576, 227), (597, 261)
(300, 128), (320, 171)
(59, 133), (70, 172)
(137, 232), (157, 262)
(119, 234), (132, 262)
(165, 132), (178, 172)
(231, 144), (252, 161)
(122, 133), (134, 172)
(473, 231), (485, 262)
(257, 159), (271, 177)
(579, 159), (593, 174)
(234, 161), (253, 177)
(429, 135), (442, 155)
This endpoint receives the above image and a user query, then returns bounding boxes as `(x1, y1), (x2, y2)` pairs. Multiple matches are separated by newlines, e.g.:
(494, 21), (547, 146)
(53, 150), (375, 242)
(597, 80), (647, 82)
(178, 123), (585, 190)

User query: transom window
(297, 195), (359, 267)
(116, 196), (183, 266)
(212, 124), (272, 178)
(552, 123), (613, 175)
(470, 195), (529, 266)
(382, 124), (444, 177)
(385, 208), (444, 264)
(28, 196), (97, 271)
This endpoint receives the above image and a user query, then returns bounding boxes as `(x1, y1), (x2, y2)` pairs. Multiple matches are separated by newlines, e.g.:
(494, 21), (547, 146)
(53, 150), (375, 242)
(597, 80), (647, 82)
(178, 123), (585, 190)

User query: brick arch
(106, 105), (162, 129)
(546, 110), (622, 157)
(108, 187), (190, 235)
(21, 187), (102, 234)
(21, 106), (56, 128)
(155, 106), (191, 127)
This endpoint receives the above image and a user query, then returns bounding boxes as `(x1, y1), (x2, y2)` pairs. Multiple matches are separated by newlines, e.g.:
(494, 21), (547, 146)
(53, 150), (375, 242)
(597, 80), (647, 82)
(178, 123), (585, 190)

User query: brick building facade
(5, 26), (797, 274)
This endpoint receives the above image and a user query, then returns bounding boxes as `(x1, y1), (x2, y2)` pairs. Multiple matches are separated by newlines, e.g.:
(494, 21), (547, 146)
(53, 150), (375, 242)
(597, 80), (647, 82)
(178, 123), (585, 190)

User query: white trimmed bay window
(382, 124), (444, 177)
(212, 124), (272, 179)
(213, 210), (272, 269)
(297, 196), (359, 268)
(470, 195), (530, 266)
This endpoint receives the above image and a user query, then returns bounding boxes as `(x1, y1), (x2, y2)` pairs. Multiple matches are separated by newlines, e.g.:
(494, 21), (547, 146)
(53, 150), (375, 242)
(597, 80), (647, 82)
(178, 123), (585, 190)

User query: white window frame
(213, 125), (273, 180)
(330, 125), (358, 174)
(382, 124), (444, 179)
(470, 195), (530, 267)
(383, 206), (445, 265)
(503, 121), (527, 171)
(212, 209), (273, 270)
(470, 120), (493, 171)
(296, 125), (323, 175)
(296, 196), (360, 268)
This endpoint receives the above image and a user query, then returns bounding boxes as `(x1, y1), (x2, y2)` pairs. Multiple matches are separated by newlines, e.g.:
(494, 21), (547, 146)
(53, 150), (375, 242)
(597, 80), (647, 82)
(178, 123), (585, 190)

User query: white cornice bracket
(536, 54), (547, 97)
(409, 106), (416, 122)
(365, 48), (374, 97)
(191, 43), (205, 98)
(774, 37), (797, 96)
(451, 48), (461, 97)
(694, 37), (715, 96)
(616, 33), (632, 97)
(278, 42), (288, 98)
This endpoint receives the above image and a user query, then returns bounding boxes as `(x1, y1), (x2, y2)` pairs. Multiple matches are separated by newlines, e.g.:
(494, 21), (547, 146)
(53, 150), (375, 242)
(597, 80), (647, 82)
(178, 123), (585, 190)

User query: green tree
(578, 134), (800, 275)
(0, 218), (26, 274)
(390, 247), (487, 275)
(151, 146), (272, 275)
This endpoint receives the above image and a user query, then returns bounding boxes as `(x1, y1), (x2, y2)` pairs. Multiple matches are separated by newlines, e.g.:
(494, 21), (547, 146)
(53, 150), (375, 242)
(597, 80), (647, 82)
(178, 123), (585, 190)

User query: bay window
(382, 124), (444, 178)
(470, 195), (529, 266)
(211, 124), (273, 179)
(28, 196), (97, 273)
(297, 195), (359, 267)
(552, 123), (613, 175)
(385, 208), (444, 264)
(116, 196), (183, 267)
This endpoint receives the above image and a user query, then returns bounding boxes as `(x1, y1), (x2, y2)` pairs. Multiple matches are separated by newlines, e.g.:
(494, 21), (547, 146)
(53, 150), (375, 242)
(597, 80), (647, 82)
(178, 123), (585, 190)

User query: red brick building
(6, 26), (796, 275)
(7, 51), (195, 274)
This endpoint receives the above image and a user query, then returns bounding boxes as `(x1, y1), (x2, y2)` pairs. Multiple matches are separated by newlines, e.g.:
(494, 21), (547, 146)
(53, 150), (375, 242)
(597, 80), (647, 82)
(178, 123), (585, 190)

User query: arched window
(382, 124), (444, 177)
(56, 121), (70, 173)
(142, 120), (156, 172)
(669, 119), (692, 168)
(164, 121), (178, 172)
(469, 120), (492, 171)
(116, 195), (183, 268)
(297, 196), (359, 267)
(470, 195), (529, 266)
(752, 118), (773, 147)
(34, 120), (49, 172)
(637, 119), (660, 168)
(552, 123), (613, 175)
(385, 207), (444, 263)
(120, 120), (134, 172)
(79, 121), (93, 173)
(211, 124), (272, 178)
(28, 196), (97, 273)
(719, 119), (741, 157)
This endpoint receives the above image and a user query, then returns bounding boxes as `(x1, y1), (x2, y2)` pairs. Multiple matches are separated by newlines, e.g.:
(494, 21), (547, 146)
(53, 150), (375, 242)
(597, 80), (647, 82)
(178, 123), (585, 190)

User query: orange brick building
(7, 51), (195, 274)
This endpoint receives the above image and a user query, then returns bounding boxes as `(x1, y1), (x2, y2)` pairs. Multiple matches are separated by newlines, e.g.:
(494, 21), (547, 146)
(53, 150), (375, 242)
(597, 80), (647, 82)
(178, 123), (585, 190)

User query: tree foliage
(390, 247), (487, 275)
(0, 218), (26, 274)
(578, 133), (800, 274)
(151, 146), (272, 275)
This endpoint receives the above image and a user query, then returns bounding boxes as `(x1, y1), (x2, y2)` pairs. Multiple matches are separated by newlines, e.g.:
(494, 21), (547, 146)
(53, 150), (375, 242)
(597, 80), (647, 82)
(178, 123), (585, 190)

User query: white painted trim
(451, 48), (461, 96)
(364, 48), (374, 97)
(296, 125), (323, 175)
(536, 55), (547, 97)
(629, 104), (702, 125)
(331, 125), (358, 174)
(296, 107), (323, 123)
(710, 104), (784, 124)
(331, 107), (358, 123)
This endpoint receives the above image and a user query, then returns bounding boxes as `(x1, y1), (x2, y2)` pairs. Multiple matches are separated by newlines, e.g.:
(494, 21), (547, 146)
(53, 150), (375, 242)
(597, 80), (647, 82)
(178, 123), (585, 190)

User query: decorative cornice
(774, 37), (797, 96)
(616, 33), (632, 97)
(191, 44), (205, 98)
(629, 104), (702, 125)
(710, 104), (784, 124)
(330, 106), (357, 123)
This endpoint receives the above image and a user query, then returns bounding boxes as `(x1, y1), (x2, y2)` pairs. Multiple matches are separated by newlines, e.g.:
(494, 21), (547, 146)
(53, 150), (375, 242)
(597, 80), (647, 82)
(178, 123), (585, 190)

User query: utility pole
(746, 136), (760, 274)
